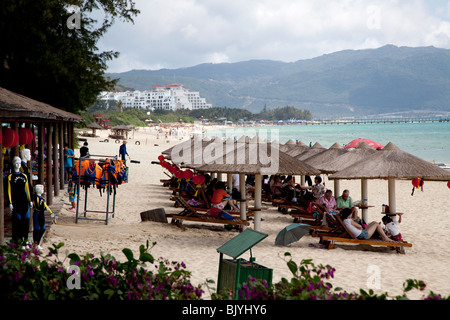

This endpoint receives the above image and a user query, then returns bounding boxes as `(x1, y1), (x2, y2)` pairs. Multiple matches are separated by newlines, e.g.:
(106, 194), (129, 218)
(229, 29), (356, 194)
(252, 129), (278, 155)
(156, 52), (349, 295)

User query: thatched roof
(284, 144), (309, 157)
(161, 137), (213, 164)
(279, 140), (307, 152)
(292, 143), (326, 161)
(0, 86), (83, 122)
(318, 142), (379, 174)
(329, 142), (450, 181)
(112, 125), (133, 131)
(304, 142), (348, 174)
(87, 122), (104, 130)
(195, 142), (321, 176)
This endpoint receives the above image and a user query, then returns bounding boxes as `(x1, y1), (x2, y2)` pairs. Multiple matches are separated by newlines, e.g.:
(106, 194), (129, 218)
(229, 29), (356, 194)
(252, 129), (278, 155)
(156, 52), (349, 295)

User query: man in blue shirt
(119, 140), (129, 164)
(64, 145), (74, 183)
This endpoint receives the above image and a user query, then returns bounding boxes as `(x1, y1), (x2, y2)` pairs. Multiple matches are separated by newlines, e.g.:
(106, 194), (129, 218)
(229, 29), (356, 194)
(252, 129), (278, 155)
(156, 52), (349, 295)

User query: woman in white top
(341, 208), (392, 242)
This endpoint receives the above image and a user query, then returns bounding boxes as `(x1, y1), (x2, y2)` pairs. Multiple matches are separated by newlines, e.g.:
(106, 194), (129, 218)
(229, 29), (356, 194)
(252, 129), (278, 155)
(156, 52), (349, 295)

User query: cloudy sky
(96, 0), (450, 73)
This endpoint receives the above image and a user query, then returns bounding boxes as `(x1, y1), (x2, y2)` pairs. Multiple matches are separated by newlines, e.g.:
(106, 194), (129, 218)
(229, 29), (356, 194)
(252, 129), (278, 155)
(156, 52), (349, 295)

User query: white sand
(44, 126), (450, 300)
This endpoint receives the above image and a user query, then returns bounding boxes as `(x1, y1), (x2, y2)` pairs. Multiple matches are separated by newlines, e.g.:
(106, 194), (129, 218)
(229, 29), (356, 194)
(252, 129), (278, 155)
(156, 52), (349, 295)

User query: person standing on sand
(119, 140), (129, 164)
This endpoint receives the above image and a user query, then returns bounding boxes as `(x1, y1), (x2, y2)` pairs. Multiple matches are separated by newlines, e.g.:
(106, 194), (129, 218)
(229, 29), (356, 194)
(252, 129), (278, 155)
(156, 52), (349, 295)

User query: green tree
(0, 0), (139, 114)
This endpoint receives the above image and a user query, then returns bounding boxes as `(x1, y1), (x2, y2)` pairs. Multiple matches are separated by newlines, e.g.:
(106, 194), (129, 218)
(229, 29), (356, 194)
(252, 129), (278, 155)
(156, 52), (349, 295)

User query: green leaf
(139, 252), (154, 263)
(67, 253), (81, 263)
(122, 248), (134, 261)
(287, 260), (298, 277)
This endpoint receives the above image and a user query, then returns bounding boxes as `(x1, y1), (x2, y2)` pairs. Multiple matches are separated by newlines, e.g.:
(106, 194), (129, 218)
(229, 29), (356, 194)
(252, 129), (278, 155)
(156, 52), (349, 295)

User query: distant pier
(305, 117), (450, 125)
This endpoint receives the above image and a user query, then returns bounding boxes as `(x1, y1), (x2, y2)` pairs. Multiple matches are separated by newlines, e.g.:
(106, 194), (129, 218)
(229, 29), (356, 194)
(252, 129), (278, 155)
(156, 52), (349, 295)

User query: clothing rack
(74, 154), (118, 225)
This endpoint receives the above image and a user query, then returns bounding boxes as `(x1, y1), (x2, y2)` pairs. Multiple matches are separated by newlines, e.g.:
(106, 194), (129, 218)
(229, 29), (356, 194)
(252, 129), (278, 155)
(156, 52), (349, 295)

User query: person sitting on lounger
(211, 181), (239, 211)
(341, 208), (392, 242)
(270, 176), (284, 198)
(336, 189), (360, 220)
(319, 190), (337, 213)
(312, 176), (326, 201)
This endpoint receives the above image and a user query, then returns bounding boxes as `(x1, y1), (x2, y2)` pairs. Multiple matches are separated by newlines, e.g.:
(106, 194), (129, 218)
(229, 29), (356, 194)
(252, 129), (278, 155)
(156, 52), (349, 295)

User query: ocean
(207, 121), (450, 164)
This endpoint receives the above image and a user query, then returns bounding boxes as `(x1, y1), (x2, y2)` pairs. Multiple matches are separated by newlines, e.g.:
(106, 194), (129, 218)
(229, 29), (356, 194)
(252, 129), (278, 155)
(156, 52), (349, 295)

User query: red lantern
(174, 169), (183, 179)
(412, 178), (421, 188)
(158, 155), (165, 162)
(447, 181), (450, 189)
(182, 170), (194, 180)
(19, 127), (33, 145)
(2, 127), (19, 148)
(192, 174), (205, 185)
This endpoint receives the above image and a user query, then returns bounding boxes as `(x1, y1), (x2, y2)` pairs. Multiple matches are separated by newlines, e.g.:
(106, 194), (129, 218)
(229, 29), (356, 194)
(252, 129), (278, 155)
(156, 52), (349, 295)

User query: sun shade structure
(319, 142), (378, 173)
(194, 139), (321, 232)
(303, 142), (349, 196)
(329, 142), (450, 214)
(288, 142), (326, 161)
(329, 142), (450, 181)
(304, 142), (348, 174)
(195, 141), (321, 176)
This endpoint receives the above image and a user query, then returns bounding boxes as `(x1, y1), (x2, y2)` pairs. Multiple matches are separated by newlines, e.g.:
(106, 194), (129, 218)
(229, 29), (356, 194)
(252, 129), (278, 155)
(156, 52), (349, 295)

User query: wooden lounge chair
(170, 195), (250, 230)
(320, 215), (412, 253)
(311, 213), (347, 238)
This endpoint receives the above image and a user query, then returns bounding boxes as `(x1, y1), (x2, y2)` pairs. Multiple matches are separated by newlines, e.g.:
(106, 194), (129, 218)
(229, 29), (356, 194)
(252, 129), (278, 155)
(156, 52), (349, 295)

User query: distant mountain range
(105, 45), (450, 118)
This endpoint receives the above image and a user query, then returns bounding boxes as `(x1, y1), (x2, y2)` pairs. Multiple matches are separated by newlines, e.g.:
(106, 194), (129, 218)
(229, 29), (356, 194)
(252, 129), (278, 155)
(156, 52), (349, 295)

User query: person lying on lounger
(341, 208), (392, 242)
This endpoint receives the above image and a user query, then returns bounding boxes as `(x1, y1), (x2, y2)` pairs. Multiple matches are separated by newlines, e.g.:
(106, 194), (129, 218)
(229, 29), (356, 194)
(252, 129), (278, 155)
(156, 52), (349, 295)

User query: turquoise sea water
(208, 121), (450, 164)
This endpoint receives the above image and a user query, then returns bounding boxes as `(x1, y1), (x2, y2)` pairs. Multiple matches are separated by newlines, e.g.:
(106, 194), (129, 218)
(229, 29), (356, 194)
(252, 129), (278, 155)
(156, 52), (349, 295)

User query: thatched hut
(1, 86), (83, 244)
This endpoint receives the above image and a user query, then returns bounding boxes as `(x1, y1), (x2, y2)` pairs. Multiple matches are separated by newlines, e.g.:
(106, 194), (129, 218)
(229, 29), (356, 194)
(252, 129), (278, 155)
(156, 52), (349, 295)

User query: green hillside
(105, 45), (450, 118)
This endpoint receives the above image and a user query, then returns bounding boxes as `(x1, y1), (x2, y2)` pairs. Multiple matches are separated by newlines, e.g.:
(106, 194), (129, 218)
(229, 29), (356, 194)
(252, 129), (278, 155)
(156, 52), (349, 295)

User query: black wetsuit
(8, 172), (31, 243)
(32, 195), (51, 245)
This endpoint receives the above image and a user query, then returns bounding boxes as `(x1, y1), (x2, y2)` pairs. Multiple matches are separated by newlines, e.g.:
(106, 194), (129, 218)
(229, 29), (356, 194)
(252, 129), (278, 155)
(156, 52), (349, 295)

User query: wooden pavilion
(1, 86), (84, 245)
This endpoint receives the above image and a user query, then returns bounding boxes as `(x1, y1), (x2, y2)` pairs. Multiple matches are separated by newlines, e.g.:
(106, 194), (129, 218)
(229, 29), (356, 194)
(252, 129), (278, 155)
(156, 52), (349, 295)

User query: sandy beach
(44, 125), (450, 300)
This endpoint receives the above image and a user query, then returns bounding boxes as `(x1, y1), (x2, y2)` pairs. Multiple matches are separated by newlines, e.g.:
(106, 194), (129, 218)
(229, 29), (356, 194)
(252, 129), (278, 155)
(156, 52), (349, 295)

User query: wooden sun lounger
(169, 195), (254, 217)
(320, 215), (412, 253)
(170, 196), (250, 230)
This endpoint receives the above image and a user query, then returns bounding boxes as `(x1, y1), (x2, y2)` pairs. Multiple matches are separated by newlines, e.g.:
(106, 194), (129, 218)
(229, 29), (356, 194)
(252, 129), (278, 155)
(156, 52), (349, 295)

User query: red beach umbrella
(345, 138), (384, 150)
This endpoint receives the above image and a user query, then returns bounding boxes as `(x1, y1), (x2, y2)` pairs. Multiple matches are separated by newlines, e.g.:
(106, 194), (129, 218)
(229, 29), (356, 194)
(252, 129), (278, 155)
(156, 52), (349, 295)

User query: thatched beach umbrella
(87, 122), (104, 136)
(280, 140), (307, 153)
(196, 140), (321, 231)
(329, 142), (450, 217)
(317, 142), (380, 221)
(303, 142), (348, 195)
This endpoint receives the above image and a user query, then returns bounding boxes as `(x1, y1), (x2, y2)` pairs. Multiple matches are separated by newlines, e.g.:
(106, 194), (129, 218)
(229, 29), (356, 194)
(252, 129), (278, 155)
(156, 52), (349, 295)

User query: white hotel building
(98, 83), (212, 111)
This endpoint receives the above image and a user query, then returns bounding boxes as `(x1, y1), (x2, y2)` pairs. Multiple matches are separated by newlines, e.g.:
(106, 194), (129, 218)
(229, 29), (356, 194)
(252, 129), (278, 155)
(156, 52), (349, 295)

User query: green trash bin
(216, 229), (273, 300)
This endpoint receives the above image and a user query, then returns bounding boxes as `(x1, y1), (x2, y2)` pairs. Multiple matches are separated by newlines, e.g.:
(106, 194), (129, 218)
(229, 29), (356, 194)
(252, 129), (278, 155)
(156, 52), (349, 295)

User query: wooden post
(53, 122), (60, 196)
(254, 173), (262, 232)
(38, 123), (45, 185)
(46, 123), (53, 205)
(388, 178), (397, 215)
(334, 179), (341, 199)
(59, 122), (65, 190)
(239, 173), (246, 222)
(361, 178), (368, 223)
(0, 138), (4, 245)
